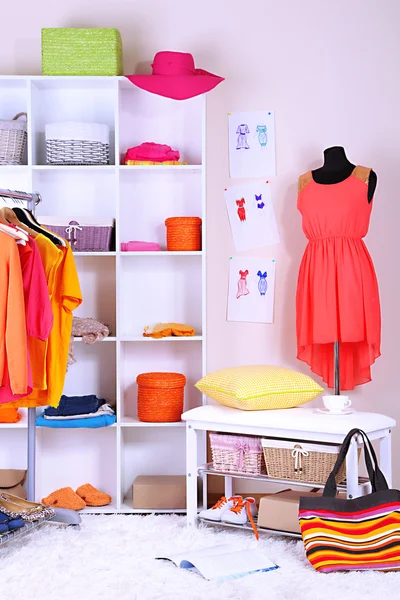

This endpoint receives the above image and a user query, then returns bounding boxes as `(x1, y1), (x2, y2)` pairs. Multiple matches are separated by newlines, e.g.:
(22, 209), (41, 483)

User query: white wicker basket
(0, 113), (27, 165)
(45, 122), (110, 165)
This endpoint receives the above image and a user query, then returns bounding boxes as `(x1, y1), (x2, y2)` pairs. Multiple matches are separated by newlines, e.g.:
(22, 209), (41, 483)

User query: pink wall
(2, 0), (399, 482)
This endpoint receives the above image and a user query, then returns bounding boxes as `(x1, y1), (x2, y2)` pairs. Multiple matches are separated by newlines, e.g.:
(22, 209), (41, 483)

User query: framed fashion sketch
(228, 110), (276, 179)
(227, 257), (276, 323)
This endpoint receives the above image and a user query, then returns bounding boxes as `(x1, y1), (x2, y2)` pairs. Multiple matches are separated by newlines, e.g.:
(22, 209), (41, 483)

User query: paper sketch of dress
(236, 124), (250, 150)
(256, 125), (268, 147)
(255, 193), (265, 209)
(236, 198), (246, 222)
(257, 271), (267, 296)
(237, 270), (250, 298)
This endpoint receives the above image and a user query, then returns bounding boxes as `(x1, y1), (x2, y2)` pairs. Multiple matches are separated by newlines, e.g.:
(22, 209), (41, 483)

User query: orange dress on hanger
(296, 166), (381, 390)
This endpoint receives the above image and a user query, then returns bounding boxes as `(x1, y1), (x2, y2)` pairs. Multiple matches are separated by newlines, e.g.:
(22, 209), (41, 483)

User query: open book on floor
(156, 543), (279, 581)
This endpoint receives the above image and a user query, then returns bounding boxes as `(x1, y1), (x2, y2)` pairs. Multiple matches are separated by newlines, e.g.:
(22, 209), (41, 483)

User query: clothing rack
(0, 189), (41, 501)
(0, 189), (80, 528)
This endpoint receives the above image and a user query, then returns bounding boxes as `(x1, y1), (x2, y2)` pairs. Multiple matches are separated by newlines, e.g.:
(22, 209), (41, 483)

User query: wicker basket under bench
(209, 432), (266, 476)
(209, 431), (360, 484)
(262, 437), (360, 485)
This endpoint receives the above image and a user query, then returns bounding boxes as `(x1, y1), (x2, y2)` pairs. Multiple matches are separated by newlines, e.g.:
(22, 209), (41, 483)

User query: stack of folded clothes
(0, 407), (22, 424)
(123, 142), (187, 166)
(143, 322), (196, 338)
(36, 395), (116, 428)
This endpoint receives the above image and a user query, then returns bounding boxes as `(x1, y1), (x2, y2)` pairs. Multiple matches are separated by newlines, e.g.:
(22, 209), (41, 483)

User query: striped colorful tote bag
(299, 428), (400, 573)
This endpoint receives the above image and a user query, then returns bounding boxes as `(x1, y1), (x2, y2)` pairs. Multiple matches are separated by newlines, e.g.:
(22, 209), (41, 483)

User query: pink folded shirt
(124, 142), (180, 163)
(121, 241), (161, 252)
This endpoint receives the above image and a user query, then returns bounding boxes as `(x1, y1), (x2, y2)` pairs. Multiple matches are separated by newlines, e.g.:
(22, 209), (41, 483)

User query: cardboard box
(132, 475), (186, 510)
(258, 489), (346, 533)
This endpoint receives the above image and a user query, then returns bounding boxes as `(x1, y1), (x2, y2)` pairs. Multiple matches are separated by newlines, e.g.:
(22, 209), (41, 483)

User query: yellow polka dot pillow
(195, 365), (323, 410)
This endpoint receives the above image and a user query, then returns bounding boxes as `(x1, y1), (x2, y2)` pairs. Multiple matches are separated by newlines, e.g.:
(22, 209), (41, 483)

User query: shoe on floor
(199, 496), (242, 522)
(42, 487), (86, 511)
(221, 497), (258, 525)
(76, 484), (112, 507)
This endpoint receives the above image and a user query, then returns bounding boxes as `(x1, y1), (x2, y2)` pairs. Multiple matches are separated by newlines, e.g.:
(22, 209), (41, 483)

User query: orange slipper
(42, 487), (86, 511)
(76, 484), (112, 507)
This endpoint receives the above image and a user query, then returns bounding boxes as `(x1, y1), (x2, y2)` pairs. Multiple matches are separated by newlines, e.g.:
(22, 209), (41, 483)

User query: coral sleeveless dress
(296, 166), (381, 390)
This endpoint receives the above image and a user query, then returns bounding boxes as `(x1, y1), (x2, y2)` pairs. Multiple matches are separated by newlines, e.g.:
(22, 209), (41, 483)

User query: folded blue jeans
(44, 395), (104, 417)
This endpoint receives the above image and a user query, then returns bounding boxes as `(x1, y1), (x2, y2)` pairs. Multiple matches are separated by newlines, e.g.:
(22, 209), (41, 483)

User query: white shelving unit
(0, 76), (206, 513)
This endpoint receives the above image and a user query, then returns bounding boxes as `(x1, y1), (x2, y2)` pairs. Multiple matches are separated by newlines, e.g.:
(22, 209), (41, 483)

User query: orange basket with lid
(136, 372), (186, 422)
(165, 217), (202, 251)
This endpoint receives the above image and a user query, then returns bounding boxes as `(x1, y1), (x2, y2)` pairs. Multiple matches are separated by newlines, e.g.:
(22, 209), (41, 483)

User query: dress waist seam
(308, 235), (363, 242)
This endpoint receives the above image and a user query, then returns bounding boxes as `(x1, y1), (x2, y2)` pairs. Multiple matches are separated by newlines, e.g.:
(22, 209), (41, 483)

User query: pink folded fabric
(121, 241), (161, 252)
(124, 142), (180, 163)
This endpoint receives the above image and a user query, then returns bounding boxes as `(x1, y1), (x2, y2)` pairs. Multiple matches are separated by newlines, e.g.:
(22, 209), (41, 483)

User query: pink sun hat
(125, 51), (224, 101)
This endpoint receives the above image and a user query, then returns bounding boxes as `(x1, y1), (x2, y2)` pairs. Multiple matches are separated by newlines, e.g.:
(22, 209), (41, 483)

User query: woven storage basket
(46, 122), (110, 165)
(0, 113), (27, 165)
(165, 217), (202, 251)
(137, 372), (186, 423)
(41, 216), (115, 252)
(210, 432), (266, 476)
(262, 438), (361, 485)
(42, 28), (123, 76)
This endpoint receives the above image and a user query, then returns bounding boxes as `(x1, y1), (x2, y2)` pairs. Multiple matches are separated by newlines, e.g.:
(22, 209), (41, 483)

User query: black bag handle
(323, 428), (389, 498)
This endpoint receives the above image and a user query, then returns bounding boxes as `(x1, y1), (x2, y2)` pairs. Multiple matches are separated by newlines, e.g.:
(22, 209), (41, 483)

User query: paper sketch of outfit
(236, 198), (246, 222)
(257, 271), (267, 296)
(256, 125), (268, 147)
(255, 193), (265, 209)
(236, 124), (250, 149)
(237, 270), (250, 299)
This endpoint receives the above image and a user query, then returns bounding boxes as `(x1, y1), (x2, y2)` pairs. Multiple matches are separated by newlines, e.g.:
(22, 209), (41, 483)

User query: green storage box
(42, 28), (123, 76)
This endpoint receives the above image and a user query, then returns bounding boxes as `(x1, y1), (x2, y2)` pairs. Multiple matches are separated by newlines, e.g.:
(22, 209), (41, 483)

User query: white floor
(1, 515), (398, 600)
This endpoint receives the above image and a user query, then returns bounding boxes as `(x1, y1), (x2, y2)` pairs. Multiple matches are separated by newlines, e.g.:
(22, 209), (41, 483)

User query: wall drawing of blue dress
(256, 125), (268, 147)
(257, 271), (267, 296)
(255, 193), (265, 209)
(236, 124), (250, 149)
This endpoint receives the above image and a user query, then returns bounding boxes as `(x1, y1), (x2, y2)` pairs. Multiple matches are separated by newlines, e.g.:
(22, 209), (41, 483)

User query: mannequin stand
(334, 341), (340, 395)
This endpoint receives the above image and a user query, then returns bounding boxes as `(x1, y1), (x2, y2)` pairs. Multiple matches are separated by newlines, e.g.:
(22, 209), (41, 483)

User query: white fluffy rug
(1, 515), (398, 600)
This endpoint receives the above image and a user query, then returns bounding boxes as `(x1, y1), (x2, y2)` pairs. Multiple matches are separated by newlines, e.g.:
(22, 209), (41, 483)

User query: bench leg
(380, 430), (393, 488)
(224, 476), (233, 499)
(345, 435), (359, 499)
(202, 472), (208, 510)
(186, 424), (198, 528)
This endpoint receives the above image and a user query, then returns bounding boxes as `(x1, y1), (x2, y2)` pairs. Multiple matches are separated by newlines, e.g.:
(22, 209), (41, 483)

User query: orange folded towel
(76, 484), (112, 507)
(0, 407), (22, 423)
(143, 322), (195, 339)
(42, 487), (86, 511)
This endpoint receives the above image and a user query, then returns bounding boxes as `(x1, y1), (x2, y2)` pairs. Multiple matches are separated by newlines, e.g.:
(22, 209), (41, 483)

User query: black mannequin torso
(312, 146), (377, 203)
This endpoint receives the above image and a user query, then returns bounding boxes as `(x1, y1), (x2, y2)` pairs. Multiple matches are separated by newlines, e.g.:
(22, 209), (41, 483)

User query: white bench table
(182, 405), (396, 534)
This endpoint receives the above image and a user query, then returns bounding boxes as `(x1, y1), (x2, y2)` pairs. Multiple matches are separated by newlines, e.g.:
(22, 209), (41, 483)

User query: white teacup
(322, 395), (351, 413)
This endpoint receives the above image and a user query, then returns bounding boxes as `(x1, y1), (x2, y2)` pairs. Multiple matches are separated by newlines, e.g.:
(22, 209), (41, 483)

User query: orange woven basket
(136, 372), (186, 422)
(165, 217), (202, 251)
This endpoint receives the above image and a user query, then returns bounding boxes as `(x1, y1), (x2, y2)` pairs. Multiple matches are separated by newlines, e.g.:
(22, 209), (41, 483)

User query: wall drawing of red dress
(236, 198), (246, 222)
(237, 269), (250, 299)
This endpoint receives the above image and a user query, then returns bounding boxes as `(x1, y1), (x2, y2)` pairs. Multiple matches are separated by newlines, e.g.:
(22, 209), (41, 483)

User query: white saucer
(315, 408), (355, 415)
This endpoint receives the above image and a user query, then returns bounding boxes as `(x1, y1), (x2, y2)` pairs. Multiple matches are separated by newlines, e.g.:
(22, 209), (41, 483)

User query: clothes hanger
(0, 207), (37, 240)
(0, 221), (29, 243)
(12, 207), (66, 246)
